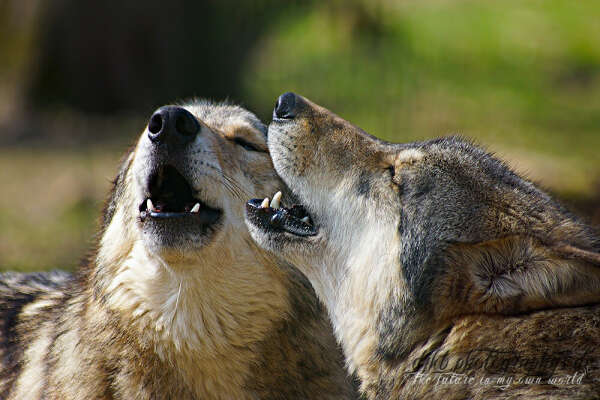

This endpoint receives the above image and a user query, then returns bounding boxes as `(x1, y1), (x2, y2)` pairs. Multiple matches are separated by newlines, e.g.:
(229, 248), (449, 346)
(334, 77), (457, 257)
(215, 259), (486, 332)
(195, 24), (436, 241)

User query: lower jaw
(140, 207), (221, 223)
(141, 216), (222, 247)
(245, 200), (317, 237)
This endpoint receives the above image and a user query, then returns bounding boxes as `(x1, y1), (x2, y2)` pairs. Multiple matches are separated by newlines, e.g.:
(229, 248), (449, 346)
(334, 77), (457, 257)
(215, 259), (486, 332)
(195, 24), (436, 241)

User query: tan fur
(1, 100), (356, 399)
(247, 93), (600, 399)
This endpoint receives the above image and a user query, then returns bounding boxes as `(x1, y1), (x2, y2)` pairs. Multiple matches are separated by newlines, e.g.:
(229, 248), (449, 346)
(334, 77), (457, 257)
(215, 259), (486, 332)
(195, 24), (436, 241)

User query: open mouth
(246, 191), (317, 237)
(139, 165), (221, 225)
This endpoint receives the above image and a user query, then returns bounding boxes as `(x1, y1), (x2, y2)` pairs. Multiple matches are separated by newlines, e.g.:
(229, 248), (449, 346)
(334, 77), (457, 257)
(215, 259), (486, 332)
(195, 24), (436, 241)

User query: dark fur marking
(0, 271), (71, 398)
(0, 290), (36, 399)
(357, 171), (371, 197)
(102, 148), (134, 230)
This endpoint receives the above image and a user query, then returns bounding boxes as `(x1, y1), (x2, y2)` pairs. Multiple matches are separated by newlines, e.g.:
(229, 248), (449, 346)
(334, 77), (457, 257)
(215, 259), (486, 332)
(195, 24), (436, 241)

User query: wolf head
(246, 92), (600, 366)
(95, 100), (296, 358)
(101, 100), (282, 264)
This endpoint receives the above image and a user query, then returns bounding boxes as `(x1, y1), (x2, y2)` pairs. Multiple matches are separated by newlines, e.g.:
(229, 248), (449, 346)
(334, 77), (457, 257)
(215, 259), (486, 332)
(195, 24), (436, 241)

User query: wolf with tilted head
(246, 92), (600, 400)
(0, 100), (356, 399)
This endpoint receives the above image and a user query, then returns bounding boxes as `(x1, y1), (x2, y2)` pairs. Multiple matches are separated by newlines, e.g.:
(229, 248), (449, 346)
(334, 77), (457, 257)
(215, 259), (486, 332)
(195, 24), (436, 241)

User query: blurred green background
(1, 0), (599, 271)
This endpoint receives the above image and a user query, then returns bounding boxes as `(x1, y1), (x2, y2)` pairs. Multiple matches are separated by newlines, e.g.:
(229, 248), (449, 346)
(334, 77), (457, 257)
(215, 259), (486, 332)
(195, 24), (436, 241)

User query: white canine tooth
(147, 199), (154, 212)
(260, 197), (270, 208)
(301, 216), (310, 224)
(271, 191), (282, 209)
(190, 203), (200, 213)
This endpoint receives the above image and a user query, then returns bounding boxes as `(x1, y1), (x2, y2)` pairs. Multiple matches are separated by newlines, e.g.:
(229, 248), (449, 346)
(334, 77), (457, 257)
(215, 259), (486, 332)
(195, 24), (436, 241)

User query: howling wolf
(246, 92), (600, 399)
(0, 100), (355, 399)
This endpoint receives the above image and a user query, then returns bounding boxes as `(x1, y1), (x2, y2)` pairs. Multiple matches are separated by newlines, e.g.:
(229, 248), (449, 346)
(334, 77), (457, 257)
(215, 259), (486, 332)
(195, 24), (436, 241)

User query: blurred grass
(0, 148), (122, 271)
(243, 0), (600, 194)
(1, 0), (599, 272)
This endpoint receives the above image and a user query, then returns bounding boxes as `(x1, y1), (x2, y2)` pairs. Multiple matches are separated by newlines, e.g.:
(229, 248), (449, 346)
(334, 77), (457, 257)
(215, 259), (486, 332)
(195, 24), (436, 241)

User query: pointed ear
(431, 235), (600, 321)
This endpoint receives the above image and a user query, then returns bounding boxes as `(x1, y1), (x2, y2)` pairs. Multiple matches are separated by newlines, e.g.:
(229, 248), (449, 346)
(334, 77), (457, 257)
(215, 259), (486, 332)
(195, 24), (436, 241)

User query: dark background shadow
(29, 0), (293, 115)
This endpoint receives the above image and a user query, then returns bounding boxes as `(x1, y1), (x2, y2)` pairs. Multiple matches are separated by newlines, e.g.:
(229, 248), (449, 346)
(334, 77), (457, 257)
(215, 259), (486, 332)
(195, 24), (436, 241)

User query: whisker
(201, 173), (248, 202)
(221, 173), (253, 198)
(187, 148), (256, 201)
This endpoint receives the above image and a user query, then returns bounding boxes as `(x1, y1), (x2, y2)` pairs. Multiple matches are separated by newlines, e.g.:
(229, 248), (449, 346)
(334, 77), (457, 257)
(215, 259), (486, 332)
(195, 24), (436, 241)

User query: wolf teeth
(190, 203), (200, 213)
(147, 199), (155, 212)
(260, 197), (270, 208)
(301, 216), (310, 224)
(271, 191), (282, 209)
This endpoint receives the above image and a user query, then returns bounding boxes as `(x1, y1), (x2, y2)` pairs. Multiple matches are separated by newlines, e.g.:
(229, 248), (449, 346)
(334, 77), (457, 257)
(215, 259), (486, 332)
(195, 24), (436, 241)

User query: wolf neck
(100, 241), (288, 349)
(94, 210), (290, 395)
(309, 221), (402, 381)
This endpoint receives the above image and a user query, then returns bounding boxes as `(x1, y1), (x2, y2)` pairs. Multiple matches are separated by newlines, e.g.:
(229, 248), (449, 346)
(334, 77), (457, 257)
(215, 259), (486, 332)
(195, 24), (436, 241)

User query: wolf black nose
(147, 106), (199, 145)
(274, 92), (298, 119)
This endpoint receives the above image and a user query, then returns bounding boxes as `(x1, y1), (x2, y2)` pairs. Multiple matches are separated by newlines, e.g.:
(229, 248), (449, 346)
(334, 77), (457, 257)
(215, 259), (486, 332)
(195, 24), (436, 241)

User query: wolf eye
(387, 165), (401, 187)
(387, 166), (396, 179)
(234, 137), (264, 152)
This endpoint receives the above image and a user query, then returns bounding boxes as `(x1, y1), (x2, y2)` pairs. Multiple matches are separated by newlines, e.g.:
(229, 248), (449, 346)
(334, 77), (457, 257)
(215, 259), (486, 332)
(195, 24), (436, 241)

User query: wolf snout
(147, 106), (199, 146)
(274, 92), (300, 120)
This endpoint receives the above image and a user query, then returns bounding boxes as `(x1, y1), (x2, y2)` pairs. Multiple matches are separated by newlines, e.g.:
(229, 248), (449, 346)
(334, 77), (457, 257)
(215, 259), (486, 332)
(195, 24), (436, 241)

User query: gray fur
(246, 93), (600, 399)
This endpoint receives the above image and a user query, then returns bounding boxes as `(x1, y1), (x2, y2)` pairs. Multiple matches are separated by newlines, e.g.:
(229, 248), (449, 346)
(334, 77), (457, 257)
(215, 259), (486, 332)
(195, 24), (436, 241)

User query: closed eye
(387, 165), (396, 180)
(387, 165), (402, 187)
(234, 137), (265, 153)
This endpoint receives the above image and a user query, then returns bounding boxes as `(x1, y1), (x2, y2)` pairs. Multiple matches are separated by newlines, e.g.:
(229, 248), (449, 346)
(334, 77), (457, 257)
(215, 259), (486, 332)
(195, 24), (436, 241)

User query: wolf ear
(432, 235), (600, 319)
